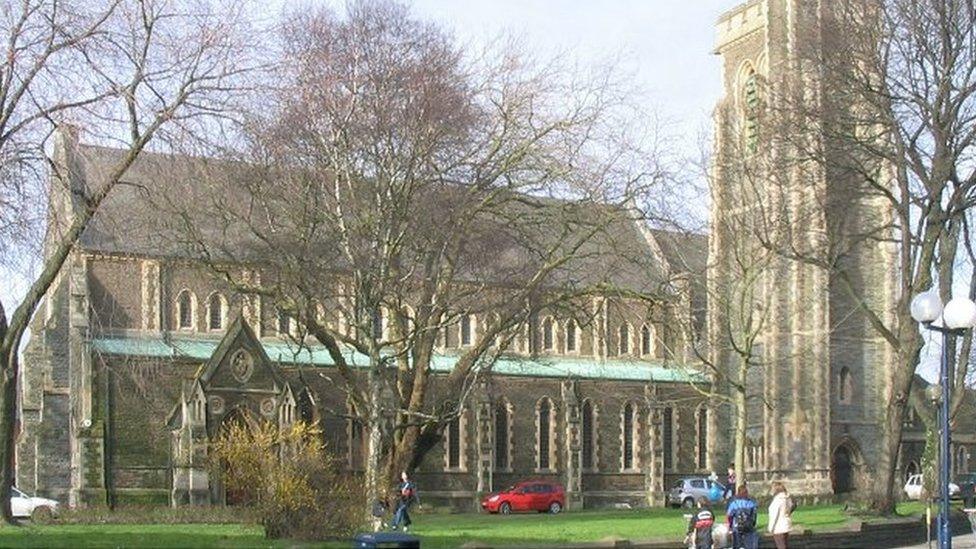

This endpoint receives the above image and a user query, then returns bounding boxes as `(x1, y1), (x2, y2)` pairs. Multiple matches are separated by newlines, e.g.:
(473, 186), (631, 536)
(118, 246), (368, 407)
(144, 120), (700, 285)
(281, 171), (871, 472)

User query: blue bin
(352, 532), (421, 548)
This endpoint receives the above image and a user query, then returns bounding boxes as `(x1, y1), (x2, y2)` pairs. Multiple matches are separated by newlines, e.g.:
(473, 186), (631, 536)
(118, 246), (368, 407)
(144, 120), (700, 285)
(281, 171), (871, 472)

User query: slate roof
(66, 141), (700, 295)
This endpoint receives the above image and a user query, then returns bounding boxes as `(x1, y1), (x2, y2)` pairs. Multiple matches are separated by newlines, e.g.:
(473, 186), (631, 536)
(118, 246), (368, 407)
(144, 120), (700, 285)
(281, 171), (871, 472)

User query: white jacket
(767, 492), (793, 535)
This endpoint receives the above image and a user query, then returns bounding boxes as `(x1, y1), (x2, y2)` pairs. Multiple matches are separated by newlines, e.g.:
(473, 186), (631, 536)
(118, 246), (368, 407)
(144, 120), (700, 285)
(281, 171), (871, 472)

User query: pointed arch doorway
(831, 442), (861, 495)
(214, 406), (258, 506)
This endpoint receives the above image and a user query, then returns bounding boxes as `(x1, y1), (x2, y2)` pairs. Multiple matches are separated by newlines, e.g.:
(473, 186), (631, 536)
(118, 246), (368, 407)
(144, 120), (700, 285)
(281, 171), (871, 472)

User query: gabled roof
(197, 315), (282, 388)
(64, 138), (684, 294)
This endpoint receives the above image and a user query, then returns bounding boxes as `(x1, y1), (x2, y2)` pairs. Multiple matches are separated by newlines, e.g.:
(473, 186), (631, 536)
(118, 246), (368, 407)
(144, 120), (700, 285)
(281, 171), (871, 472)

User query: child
(685, 497), (715, 549)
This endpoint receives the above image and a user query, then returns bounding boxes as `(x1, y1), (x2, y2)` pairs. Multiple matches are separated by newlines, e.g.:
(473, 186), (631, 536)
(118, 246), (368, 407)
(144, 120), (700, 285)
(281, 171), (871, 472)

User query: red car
(481, 481), (565, 514)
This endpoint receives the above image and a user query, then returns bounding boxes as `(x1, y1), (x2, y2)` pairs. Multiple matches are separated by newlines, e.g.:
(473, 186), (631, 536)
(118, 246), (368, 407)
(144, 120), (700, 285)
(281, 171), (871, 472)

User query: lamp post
(910, 292), (976, 549)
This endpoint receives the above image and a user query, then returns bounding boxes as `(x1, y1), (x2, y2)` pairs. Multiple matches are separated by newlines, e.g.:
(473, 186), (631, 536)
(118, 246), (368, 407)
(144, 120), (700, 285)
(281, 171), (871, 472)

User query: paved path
(896, 533), (976, 548)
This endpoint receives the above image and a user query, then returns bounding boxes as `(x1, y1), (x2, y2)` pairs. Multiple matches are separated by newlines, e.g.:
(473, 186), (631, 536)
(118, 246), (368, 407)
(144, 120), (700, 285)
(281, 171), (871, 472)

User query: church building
(14, 0), (975, 512)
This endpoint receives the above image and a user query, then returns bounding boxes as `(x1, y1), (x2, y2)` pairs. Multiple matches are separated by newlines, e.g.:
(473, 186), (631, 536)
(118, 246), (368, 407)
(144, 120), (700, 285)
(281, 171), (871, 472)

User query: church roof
(90, 334), (706, 384)
(66, 141), (699, 294)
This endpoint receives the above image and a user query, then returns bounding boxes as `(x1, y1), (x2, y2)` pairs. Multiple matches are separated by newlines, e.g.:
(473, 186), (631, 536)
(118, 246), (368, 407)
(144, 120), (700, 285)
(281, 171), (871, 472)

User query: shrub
(209, 420), (364, 540)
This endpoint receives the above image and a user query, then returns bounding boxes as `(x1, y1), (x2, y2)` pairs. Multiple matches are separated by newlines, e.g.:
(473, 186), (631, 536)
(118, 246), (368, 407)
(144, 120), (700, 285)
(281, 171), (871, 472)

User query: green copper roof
(91, 335), (704, 383)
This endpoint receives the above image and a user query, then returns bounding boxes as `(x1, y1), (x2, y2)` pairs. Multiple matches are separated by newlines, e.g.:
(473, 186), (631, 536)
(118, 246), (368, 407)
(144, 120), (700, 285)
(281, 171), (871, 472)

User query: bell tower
(711, 0), (835, 495)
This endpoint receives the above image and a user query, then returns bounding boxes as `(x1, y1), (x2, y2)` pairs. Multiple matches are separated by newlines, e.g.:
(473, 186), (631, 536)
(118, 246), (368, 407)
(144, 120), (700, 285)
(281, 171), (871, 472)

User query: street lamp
(910, 292), (976, 549)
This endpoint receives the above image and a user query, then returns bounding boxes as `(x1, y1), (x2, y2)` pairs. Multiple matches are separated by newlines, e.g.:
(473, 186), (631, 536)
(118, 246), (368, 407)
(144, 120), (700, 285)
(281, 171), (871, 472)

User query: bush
(209, 420), (364, 540)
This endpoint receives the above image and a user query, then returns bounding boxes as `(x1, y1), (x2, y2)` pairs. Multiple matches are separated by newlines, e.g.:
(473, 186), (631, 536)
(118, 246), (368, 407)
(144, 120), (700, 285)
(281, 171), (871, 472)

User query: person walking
(390, 471), (419, 532)
(767, 481), (794, 549)
(724, 464), (737, 500)
(685, 497), (716, 549)
(726, 484), (758, 549)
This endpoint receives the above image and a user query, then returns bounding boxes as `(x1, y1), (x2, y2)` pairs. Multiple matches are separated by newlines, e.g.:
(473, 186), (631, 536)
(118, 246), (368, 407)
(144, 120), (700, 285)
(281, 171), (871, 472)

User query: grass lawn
(0, 523), (272, 548)
(407, 501), (942, 548)
(0, 502), (933, 548)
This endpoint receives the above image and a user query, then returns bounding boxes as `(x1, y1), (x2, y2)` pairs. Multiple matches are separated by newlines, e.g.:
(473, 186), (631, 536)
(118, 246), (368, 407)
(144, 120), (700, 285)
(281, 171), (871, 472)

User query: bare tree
(158, 0), (669, 524)
(748, 0), (976, 513)
(0, 0), (256, 522)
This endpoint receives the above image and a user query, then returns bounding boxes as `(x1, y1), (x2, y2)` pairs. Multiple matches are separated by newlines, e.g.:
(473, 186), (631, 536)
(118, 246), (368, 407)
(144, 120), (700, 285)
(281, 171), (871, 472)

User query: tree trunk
(870, 405), (904, 514)
(387, 423), (420, 483)
(733, 382), (747, 491)
(0, 364), (15, 524)
(364, 371), (384, 531)
(0, 303), (13, 524)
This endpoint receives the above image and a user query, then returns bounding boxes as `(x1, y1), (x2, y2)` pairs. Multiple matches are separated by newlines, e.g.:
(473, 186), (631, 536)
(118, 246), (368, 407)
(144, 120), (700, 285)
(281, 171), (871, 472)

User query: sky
(408, 0), (735, 164)
(0, 0), (954, 381)
(2, 1), (737, 308)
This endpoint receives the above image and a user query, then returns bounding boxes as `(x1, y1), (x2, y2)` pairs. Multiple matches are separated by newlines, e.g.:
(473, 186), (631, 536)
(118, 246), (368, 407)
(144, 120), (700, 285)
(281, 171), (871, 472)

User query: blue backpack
(708, 482), (723, 503)
(732, 503), (757, 533)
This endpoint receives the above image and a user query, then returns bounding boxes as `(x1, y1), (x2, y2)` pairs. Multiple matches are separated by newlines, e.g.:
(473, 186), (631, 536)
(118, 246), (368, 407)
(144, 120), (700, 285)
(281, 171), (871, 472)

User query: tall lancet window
(177, 290), (194, 330)
(743, 68), (760, 153)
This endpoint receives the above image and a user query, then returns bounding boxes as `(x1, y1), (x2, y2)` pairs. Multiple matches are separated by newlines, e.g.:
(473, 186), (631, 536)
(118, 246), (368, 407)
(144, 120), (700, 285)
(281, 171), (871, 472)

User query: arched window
(277, 308), (291, 337)
(537, 398), (555, 470)
(697, 406), (708, 470)
(905, 460), (919, 481)
(460, 314), (474, 347)
(446, 413), (464, 470)
(622, 402), (638, 470)
(838, 367), (853, 404)
(494, 401), (511, 470)
(206, 293), (226, 331)
(371, 308), (384, 340)
(176, 289), (194, 330)
(565, 319), (578, 353)
(542, 317), (555, 352)
(581, 399), (596, 471)
(662, 407), (674, 471)
(742, 68), (760, 152)
(348, 415), (366, 470)
(618, 323), (630, 355)
(640, 325), (653, 357)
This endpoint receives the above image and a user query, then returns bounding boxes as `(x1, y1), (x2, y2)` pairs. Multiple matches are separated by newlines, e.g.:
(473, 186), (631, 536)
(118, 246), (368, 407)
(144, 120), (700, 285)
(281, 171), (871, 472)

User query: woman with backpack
(725, 484), (758, 549)
(767, 481), (794, 549)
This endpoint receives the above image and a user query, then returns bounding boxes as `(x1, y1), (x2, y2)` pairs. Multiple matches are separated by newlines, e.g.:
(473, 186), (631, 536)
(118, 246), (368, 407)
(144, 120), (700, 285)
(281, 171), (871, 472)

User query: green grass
(401, 501), (937, 548)
(0, 523), (271, 548)
(0, 502), (933, 548)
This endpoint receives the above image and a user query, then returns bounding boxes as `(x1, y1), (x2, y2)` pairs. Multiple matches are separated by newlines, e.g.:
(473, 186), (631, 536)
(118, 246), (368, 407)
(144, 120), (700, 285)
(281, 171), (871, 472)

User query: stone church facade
(17, 128), (716, 510)
(711, 0), (976, 497)
(15, 0), (976, 513)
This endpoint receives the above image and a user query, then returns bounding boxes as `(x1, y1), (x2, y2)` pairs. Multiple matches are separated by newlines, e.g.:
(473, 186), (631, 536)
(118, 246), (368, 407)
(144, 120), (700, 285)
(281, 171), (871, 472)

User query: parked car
(668, 477), (725, 508)
(481, 481), (565, 515)
(10, 487), (59, 519)
(904, 473), (960, 501)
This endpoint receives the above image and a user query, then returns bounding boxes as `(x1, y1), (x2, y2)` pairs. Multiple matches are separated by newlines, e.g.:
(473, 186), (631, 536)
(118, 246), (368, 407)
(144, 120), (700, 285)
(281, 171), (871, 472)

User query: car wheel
(682, 497), (694, 509)
(30, 506), (54, 523)
(548, 502), (562, 514)
(500, 502), (512, 515)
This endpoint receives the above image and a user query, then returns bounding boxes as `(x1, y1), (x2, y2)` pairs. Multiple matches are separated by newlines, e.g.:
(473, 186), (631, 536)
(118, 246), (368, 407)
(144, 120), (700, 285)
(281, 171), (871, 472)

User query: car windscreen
(673, 481), (684, 489)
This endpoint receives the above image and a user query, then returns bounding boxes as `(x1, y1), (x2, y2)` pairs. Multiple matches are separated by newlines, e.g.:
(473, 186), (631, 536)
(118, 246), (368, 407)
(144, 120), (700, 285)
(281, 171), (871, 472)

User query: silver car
(668, 477), (725, 508)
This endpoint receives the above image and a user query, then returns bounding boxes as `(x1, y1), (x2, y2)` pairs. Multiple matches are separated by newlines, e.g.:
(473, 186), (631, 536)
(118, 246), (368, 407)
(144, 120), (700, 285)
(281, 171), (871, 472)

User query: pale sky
(408, 0), (736, 162)
(0, 1), (951, 381)
(3, 1), (738, 306)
